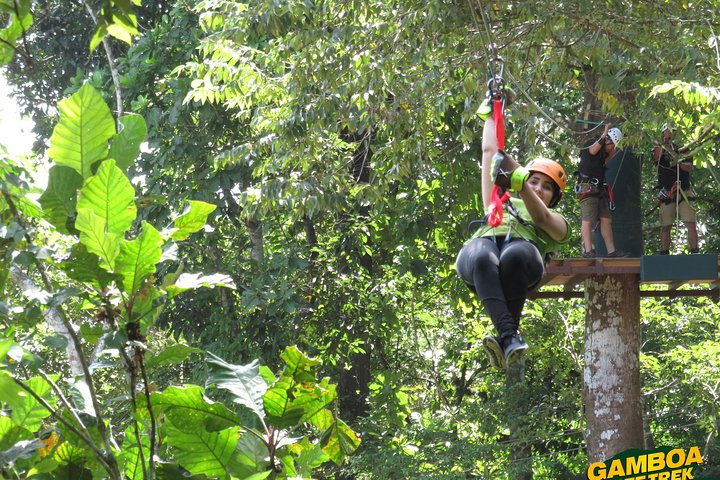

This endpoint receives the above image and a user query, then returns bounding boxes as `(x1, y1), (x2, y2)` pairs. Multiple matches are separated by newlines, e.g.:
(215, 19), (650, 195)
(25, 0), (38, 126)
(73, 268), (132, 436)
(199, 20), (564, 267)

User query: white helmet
(607, 127), (623, 146)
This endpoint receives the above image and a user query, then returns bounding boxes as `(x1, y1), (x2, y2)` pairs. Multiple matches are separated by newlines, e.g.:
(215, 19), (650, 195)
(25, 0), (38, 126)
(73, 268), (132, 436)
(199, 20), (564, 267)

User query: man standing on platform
(576, 124), (626, 258)
(652, 123), (699, 255)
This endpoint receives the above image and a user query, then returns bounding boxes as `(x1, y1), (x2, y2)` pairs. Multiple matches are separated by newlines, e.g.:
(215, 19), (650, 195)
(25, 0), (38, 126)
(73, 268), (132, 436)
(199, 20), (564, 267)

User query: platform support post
(583, 273), (644, 461)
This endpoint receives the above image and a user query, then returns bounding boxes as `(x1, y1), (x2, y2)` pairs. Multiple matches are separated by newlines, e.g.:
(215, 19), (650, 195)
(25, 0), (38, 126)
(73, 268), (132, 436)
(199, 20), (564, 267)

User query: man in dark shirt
(576, 124), (624, 257)
(652, 124), (698, 254)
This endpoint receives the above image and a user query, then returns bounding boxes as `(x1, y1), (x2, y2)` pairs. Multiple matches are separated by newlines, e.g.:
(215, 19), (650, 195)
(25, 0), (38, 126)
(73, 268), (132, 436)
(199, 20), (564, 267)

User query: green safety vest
(470, 197), (570, 259)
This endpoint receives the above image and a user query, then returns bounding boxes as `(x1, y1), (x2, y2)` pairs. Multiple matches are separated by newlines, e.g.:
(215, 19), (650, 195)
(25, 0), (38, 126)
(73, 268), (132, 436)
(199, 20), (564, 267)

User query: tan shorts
(660, 200), (696, 226)
(580, 195), (611, 221)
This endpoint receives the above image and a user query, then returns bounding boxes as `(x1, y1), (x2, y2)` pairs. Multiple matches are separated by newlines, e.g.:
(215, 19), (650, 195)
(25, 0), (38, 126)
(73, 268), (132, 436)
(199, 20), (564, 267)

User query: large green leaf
(48, 83), (115, 179)
(262, 375), (304, 429)
(38, 165), (83, 234)
(168, 201), (217, 241)
(61, 243), (116, 288)
(292, 378), (336, 430)
(151, 385), (238, 434)
(0, 439), (45, 466)
(0, 371), (24, 406)
(165, 422), (238, 478)
(0, 338), (15, 363)
(109, 114), (147, 171)
(280, 345), (321, 379)
(144, 344), (202, 368)
(230, 434), (272, 479)
(0, 0), (31, 16)
(205, 353), (267, 422)
(115, 222), (162, 294)
(0, 8), (32, 65)
(75, 208), (119, 271)
(132, 286), (165, 333)
(319, 419), (361, 466)
(120, 426), (149, 480)
(293, 438), (331, 477)
(0, 416), (32, 452)
(263, 353), (335, 430)
(165, 273), (235, 299)
(8, 376), (56, 432)
(76, 159), (136, 236)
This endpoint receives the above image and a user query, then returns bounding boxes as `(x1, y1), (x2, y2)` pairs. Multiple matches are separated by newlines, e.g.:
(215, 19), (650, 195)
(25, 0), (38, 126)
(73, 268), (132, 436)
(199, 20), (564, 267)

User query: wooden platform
(530, 254), (720, 299)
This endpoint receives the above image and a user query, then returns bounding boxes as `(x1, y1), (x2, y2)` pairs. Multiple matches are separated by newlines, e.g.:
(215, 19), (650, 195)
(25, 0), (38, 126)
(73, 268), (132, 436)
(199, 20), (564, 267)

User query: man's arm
(652, 146), (663, 162)
(587, 124), (611, 156)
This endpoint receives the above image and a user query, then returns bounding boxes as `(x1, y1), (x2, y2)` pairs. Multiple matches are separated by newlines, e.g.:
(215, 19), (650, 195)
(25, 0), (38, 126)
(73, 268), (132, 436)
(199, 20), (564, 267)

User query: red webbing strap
(493, 98), (505, 150)
(488, 98), (508, 227)
(488, 188), (510, 227)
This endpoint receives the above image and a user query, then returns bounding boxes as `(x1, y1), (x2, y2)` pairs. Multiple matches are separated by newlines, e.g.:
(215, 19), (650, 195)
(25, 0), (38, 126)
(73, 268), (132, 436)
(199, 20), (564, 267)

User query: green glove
(476, 98), (492, 120)
(510, 165), (530, 192)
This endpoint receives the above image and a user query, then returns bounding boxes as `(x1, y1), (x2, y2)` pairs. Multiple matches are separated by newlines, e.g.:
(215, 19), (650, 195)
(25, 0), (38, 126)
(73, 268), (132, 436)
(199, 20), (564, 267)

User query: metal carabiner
(487, 56), (505, 94)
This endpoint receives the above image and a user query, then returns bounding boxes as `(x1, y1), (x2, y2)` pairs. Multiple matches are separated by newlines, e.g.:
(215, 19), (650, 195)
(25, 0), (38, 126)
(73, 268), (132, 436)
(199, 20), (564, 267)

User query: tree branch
(12, 376), (119, 479)
(81, 0), (123, 119)
(1, 189), (117, 474)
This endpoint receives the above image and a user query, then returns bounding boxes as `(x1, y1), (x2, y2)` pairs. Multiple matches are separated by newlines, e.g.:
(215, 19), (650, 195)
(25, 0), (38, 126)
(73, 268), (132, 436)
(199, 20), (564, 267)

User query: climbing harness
(573, 173), (616, 211)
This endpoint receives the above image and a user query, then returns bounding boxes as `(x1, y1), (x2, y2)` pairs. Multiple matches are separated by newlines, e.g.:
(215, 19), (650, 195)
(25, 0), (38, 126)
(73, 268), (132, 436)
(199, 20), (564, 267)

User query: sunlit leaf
(109, 114), (147, 170)
(151, 385), (238, 434)
(77, 159), (136, 236)
(168, 201), (217, 241)
(48, 84), (115, 179)
(205, 353), (267, 422)
(144, 344), (202, 368)
(165, 421), (238, 478)
(319, 419), (361, 465)
(120, 426), (149, 480)
(8, 376), (56, 432)
(75, 208), (119, 271)
(38, 165), (83, 234)
(115, 222), (162, 294)
(166, 273), (235, 299)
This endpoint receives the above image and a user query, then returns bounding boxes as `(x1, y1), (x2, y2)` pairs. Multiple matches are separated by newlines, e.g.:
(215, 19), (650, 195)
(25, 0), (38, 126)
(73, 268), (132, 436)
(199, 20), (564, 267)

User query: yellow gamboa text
(587, 446), (703, 480)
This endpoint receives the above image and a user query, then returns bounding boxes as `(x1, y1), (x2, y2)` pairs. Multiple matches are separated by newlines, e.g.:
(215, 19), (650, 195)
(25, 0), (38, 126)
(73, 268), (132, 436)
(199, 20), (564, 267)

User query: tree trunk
(338, 128), (373, 420)
(506, 358), (533, 480)
(583, 273), (644, 462)
(10, 266), (85, 378)
(245, 218), (264, 262)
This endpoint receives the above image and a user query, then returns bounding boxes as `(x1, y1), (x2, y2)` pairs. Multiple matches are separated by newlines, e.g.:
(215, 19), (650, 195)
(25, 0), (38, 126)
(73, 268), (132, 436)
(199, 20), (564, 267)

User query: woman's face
(526, 172), (557, 207)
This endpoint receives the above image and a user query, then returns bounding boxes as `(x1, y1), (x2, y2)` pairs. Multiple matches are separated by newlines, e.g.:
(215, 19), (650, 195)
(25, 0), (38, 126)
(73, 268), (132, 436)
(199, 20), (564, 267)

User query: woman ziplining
(455, 66), (570, 370)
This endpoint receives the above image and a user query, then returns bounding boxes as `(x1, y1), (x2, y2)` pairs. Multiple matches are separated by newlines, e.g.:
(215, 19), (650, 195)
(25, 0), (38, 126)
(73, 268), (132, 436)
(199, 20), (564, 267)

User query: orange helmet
(526, 157), (566, 208)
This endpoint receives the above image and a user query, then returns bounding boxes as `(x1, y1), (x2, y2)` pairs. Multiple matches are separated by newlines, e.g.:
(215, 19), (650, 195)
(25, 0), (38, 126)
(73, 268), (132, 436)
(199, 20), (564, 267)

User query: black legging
(456, 237), (544, 338)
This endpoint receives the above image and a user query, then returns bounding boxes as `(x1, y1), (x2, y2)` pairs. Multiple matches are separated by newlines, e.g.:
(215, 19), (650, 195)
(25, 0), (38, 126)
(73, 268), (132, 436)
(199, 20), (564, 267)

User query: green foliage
(0, 0), (32, 64)
(48, 83), (117, 179)
(3, 1), (720, 478)
(1, 73), (357, 480)
(90, 0), (142, 52)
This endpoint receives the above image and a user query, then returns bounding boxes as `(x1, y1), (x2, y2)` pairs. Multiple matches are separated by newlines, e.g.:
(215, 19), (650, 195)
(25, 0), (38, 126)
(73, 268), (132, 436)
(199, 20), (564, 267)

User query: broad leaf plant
(0, 84), (359, 479)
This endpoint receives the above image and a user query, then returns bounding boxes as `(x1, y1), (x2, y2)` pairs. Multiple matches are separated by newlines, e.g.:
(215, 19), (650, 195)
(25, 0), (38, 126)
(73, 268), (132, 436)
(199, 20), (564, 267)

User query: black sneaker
(482, 335), (506, 370)
(606, 250), (629, 258)
(659, 250), (670, 255)
(690, 248), (700, 254)
(503, 334), (528, 364)
(582, 249), (596, 258)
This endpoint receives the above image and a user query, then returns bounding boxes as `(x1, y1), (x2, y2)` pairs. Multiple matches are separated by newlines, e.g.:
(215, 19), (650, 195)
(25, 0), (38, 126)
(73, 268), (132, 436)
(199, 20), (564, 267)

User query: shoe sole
(482, 336), (506, 370)
(505, 344), (529, 364)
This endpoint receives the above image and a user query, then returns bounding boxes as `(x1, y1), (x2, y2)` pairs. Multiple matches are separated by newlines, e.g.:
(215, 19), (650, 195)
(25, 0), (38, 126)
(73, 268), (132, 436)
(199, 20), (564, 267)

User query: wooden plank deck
(529, 255), (720, 299)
